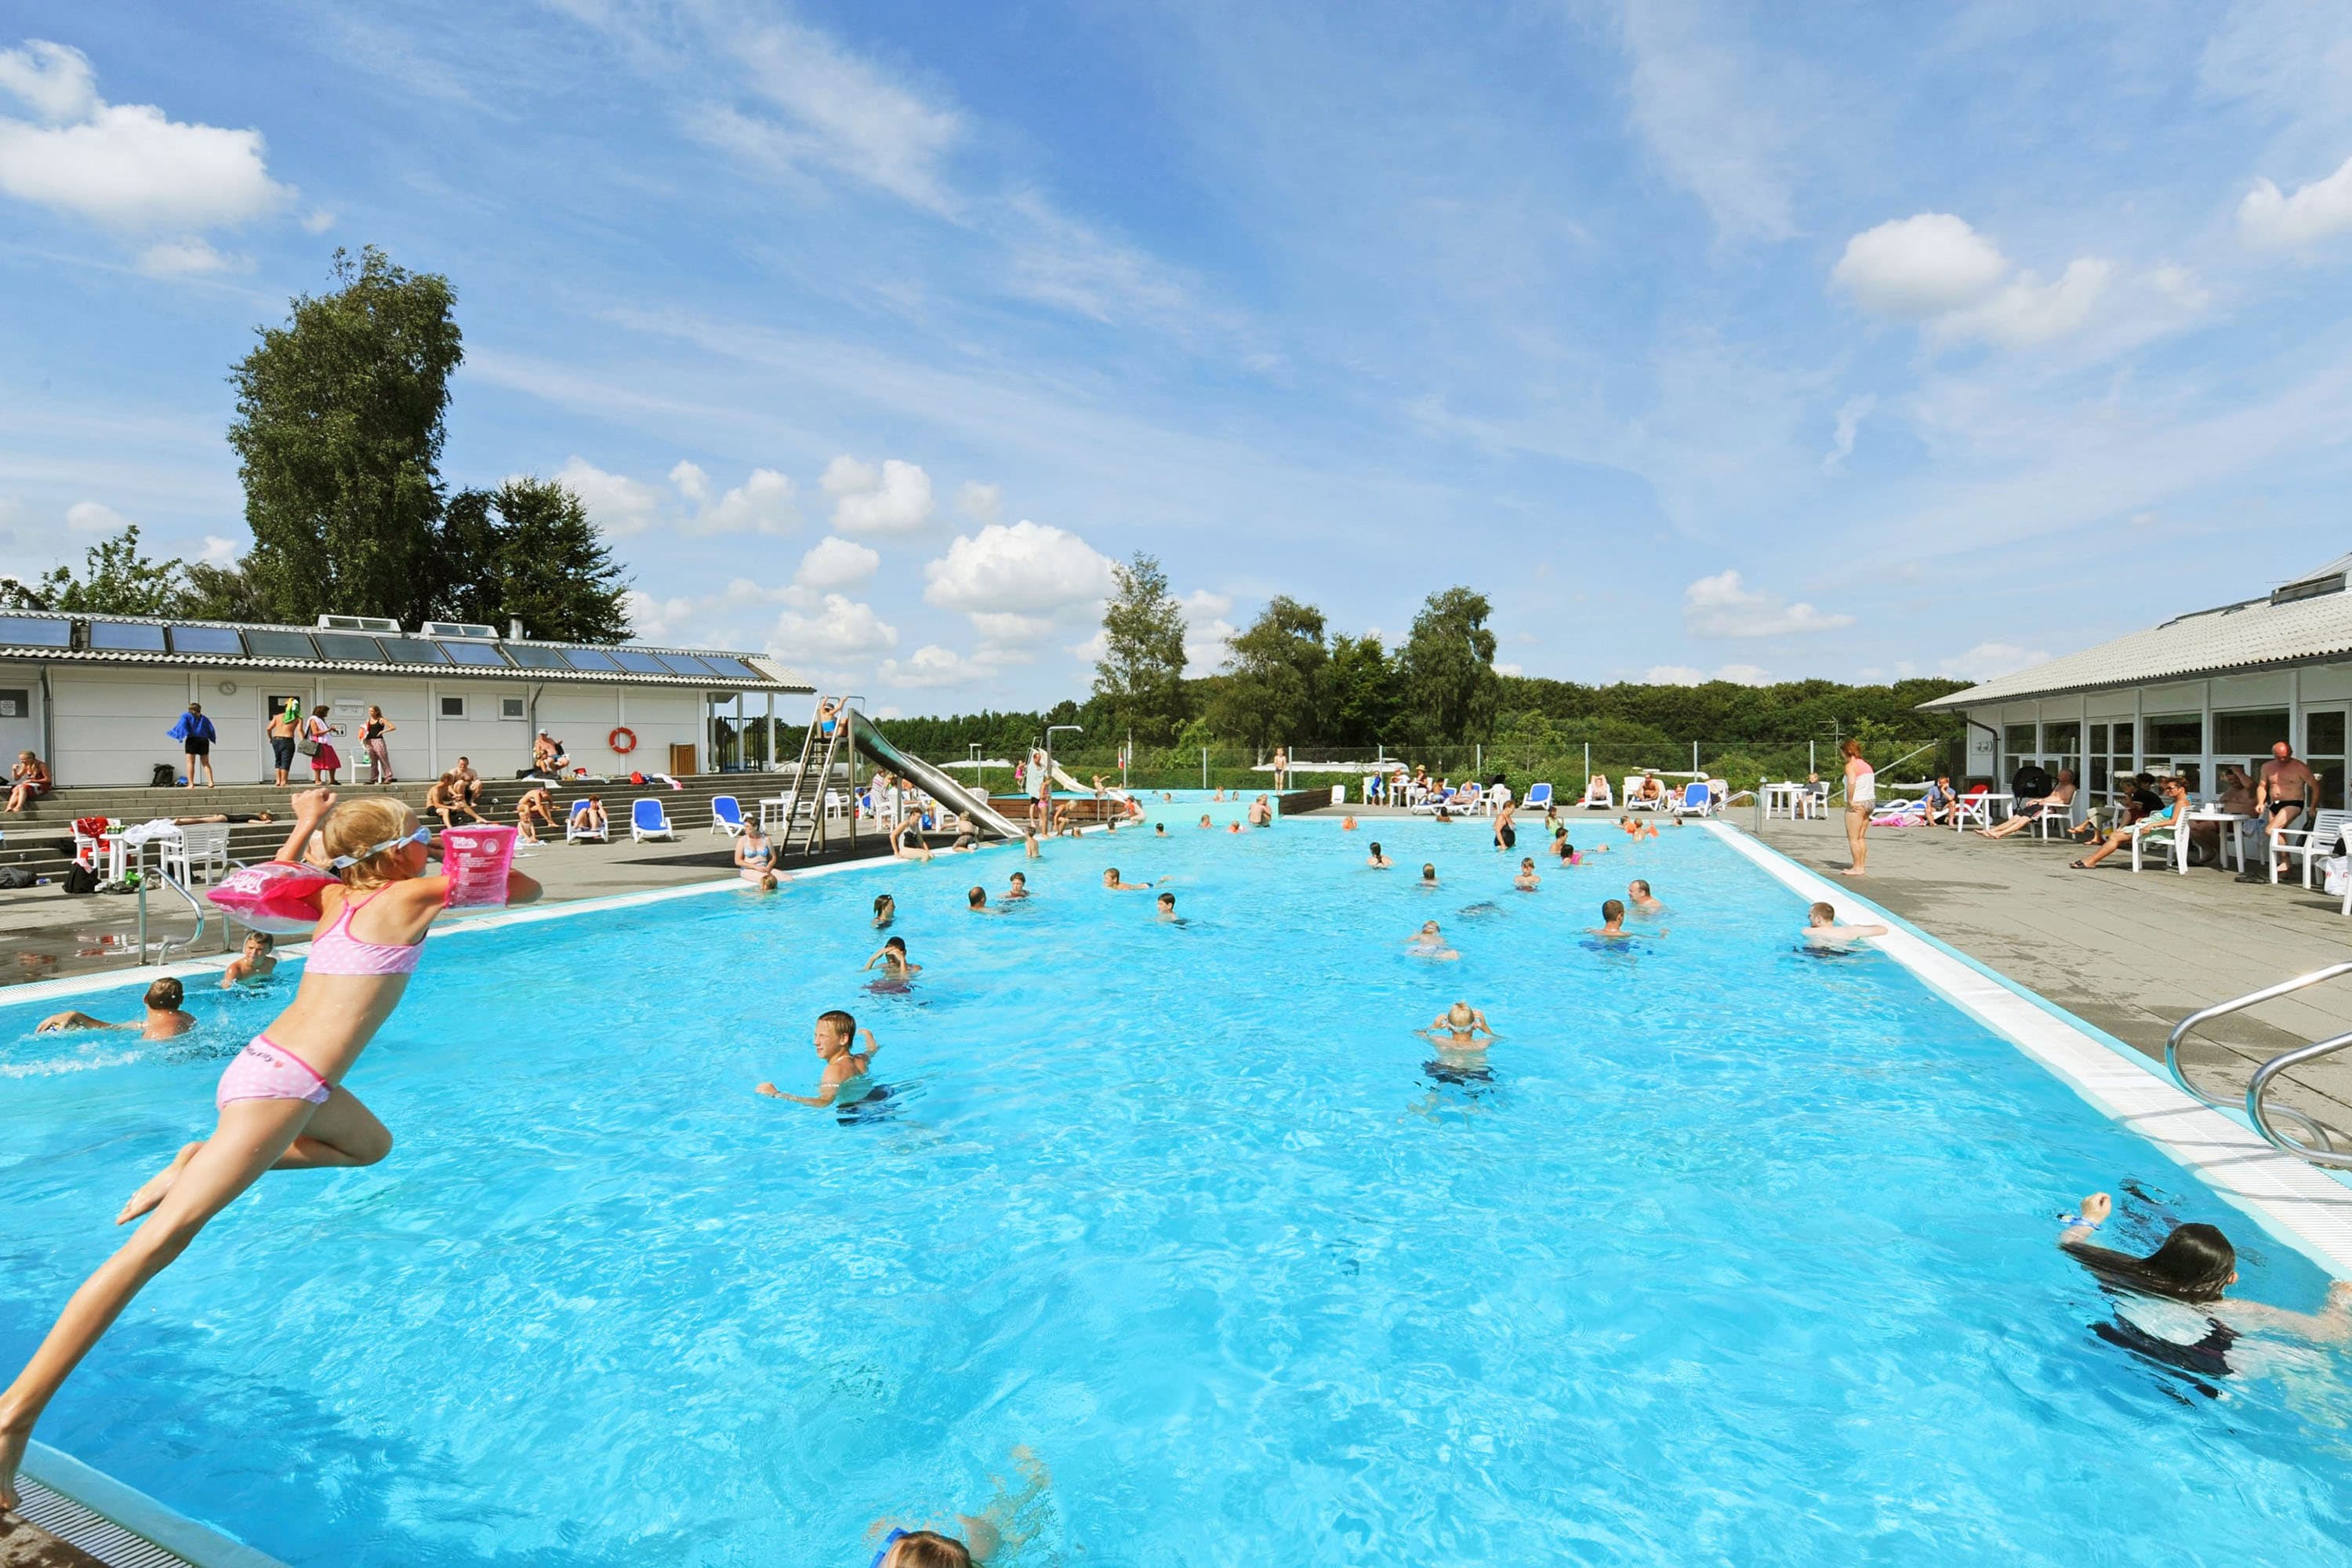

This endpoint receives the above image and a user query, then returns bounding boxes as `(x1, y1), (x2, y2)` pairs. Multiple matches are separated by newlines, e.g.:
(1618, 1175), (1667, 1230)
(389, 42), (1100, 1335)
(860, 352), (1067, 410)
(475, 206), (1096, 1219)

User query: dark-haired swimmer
(1004, 872), (1029, 900)
(1367, 841), (1392, 868)
(863, 937), (922, 978)
(1588, 898), (1664, 939)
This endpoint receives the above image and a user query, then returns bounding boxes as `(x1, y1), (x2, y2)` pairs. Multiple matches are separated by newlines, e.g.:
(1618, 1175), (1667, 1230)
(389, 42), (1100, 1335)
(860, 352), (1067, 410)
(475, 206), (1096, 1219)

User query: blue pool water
(3, 800), (2349, 1566)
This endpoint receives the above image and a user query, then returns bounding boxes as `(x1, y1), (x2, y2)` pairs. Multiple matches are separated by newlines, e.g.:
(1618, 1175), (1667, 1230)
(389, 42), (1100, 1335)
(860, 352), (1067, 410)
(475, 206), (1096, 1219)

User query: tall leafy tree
(228, 245), (462, 627)
(1091, 551), (1190, 742)
(0, 524), (185, 615)
(1210, 595), (1328, 749)
(437, 478), (633, 641)
(1398, 586), (1500, 743)
(1325, 632), (1403, 744)
(176, 558), (269, 622)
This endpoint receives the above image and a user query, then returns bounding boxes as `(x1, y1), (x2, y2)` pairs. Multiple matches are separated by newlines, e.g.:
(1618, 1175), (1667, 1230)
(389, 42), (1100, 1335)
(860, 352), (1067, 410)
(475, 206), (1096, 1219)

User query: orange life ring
(608, 726), (638, 754)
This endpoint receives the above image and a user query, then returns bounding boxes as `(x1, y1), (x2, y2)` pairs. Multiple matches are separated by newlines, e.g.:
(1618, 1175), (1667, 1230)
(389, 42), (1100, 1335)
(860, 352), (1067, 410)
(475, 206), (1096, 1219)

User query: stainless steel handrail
(2249, 1030), (2352, 1170)
(143, 868), (206, 964)
(2166, 962), (2352, 1152)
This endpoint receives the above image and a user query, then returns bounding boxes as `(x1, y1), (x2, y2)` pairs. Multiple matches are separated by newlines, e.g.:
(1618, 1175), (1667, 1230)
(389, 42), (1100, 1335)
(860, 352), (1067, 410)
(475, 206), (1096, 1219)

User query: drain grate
(11, 1479), (198, 1568)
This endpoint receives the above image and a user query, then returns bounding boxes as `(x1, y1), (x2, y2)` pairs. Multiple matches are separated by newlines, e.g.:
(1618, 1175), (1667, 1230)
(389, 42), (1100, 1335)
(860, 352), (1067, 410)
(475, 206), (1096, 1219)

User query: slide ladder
(2167, 963), (2352, 1167)
(777, 699), (852, 855)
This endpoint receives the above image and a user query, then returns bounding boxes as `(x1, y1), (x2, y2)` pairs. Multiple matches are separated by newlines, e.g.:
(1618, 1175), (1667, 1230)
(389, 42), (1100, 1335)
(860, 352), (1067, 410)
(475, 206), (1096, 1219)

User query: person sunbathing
(568, 797), (609, 838)
(1980, 770), (2076, 838)
(2072, 777), (2184, 869)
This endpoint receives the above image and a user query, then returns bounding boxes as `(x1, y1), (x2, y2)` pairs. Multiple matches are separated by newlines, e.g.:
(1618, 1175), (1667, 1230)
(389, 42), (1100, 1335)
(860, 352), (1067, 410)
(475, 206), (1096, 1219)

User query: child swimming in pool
(1406, 920), (1459, 960)
(1156, 891), (1181, 922)
(1418, 1001), (1496, 1051)
(757, 1009), (881, 1108)
(220, 931), (277, 987)
(864, 937), (922, 978)
(1004, 872), (1029, 900)
(1802, 901), (1886, 949)
(0, 788), (543, 1508)
(873, 893), (896, 928)
(1588, 898), (1662, 939)
(1199, 814), (1213, 829)
(1420, 862), (1438, 887)
(1367, 841), (1392, 868)
(38, 976), (196, 1040)
(1102, 867), (1157, 891)
(1514, 858), (1540, 891)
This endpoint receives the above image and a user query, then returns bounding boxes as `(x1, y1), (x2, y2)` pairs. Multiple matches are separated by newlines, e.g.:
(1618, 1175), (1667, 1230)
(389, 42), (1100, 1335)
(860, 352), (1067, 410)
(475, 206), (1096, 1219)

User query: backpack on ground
(0, 866), (34, 889)
(62, 862), (96, 895)
(151, 762), (176, 787)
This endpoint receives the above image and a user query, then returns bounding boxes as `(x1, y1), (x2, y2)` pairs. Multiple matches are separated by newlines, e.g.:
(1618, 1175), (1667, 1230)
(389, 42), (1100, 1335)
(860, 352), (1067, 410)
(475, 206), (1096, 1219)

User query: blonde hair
(318, 797), (420, 887)
(881, 1534), (972, 1568)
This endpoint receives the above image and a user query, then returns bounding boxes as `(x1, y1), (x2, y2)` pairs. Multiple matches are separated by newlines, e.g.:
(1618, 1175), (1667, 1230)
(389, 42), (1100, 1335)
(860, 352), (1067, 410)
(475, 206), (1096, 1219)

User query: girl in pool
(0, 789), (542, 1508)
(873, 893), (896, 928)
(734, 821), (781, 884)
(1366, 841), (1392, 868)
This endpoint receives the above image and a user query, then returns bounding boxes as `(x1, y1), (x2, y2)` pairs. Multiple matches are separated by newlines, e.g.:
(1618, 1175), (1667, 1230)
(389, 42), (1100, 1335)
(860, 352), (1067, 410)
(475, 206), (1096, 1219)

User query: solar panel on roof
(562, 648), (620, 672)
(0, 615), (71, 648)
(243, 629), (319, 659)
(701, 655), (761, 681)
(314, 632), (385, 661)
(609, 649), (670, 674)
(656, 653), (719, 677)
(504, 644), (568, 670)
(379, 637), (450, 664)
(89, 621), (168, 652)
(437, 640), (509, 668)
(167, 624), (245, 655)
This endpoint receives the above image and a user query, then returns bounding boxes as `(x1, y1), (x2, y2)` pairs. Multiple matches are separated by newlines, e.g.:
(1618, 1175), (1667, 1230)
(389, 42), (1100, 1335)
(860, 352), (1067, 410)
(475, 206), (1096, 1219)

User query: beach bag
(62, 862), (96, 895)
(2323, 855), (2350, 898)
(0, 866), (34, 889)
(150, 763), (176, 787)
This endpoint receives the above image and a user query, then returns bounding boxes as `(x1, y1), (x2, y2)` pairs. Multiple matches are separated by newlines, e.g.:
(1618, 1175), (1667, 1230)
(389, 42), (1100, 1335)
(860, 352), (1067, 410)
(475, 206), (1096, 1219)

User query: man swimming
(967, 886), (993, 912)
(1102, 867), (1157, 891)
(38, 978), (196, 1040)
(1588, 898), (1664, 939)
(756, 1010), (881, 1107)
(1628, 880), (1664, 916)
(1367, 841), (1393, 868)
(1802, 901), (1888, 949)
(1406, 921), (1459, 960)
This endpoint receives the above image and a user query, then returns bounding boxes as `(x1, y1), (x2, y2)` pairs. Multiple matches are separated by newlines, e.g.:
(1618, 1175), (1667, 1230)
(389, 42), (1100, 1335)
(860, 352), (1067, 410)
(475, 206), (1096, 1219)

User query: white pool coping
(20, 1439), (286, 1568)
(1704, 819), (2352, 1279)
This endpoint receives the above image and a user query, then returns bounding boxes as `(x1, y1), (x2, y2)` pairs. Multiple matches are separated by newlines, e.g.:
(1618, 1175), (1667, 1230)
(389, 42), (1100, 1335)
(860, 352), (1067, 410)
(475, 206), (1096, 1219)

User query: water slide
(846, 710), (1027, 840)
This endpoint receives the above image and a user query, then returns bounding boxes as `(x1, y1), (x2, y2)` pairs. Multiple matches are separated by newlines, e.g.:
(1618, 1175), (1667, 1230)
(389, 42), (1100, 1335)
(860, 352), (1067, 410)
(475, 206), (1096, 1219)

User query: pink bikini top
(307, 890), (426, 975)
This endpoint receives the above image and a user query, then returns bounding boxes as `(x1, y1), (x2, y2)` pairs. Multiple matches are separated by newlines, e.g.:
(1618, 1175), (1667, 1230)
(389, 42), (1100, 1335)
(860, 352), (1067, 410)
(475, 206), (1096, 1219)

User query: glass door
(2308, 708), (2347, 811)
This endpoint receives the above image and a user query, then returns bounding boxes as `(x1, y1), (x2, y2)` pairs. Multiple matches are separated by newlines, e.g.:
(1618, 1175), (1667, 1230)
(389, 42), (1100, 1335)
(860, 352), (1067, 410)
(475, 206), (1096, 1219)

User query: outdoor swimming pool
(3, 798), (2348, 1565)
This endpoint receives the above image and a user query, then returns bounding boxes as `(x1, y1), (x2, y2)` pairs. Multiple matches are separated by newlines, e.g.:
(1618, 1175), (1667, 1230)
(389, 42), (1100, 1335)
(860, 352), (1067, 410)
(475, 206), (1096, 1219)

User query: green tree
(228, 245), (463, 627)
(1091, 551), (1190, 742)
(1325, 632), (1401, 745)
(1210, 595), (1328, 749)
(175, 557), (269, 622)
(0, 524), (185, 614)
(1398, 586), (1499, 743)
(437, 477), (632, 641)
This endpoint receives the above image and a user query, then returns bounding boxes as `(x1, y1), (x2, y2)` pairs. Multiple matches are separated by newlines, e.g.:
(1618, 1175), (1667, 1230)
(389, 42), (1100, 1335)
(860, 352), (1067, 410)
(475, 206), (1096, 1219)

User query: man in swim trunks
(2250, 739), (2319, 882)
(1802, 901), (1888, 949)
(756, 1010), (880, 1107)
(38, 977), (196, 1039)
(1628, 880), (1663, 916)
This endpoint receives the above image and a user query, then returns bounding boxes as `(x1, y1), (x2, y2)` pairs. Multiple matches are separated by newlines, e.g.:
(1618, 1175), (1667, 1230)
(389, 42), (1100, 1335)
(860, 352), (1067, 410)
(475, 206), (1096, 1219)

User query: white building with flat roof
(0, 610), (811, 786)
(1920, 553), (2352, 808)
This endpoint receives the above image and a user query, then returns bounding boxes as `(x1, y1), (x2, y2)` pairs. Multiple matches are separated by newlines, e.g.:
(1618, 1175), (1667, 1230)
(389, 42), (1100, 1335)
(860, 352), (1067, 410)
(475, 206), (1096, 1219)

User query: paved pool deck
(1748, 808), (2352, 1136)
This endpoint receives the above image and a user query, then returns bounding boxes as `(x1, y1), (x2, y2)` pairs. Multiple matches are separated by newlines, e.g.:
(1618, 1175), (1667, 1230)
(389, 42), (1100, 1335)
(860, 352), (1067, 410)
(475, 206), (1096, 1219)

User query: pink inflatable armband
(206, 861), (340, 935)
(439, 822), (517, 907)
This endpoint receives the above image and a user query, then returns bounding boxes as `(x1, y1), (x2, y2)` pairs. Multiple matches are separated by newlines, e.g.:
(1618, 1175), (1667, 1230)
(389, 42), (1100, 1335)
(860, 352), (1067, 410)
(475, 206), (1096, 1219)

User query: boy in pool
(220, 931), (278, 988)
(1418, 1001), (1497, 1051)
(1628, 880), (1664, 916)
(1152, 822), (1167, 837)
(1004, 872), (1029, 900)
(38, 978), (197, 1040)
(1156, 891), (1181, 922)
(1420, 862), (1438, 887)
(1514, 858), (1540, 891)
(757, 1010), (881, 1108)
(1199, 814), (1214, 829)
(864, 937), (922, 978)
(1618, 815), (1657, 841)
(1102, 867), (1157, 891)
(1802, 901), (1887, 948)
(1589, 898), (1663, 939)
(1406, 921), (1459, 960)
(1367, 841), (1392, 868)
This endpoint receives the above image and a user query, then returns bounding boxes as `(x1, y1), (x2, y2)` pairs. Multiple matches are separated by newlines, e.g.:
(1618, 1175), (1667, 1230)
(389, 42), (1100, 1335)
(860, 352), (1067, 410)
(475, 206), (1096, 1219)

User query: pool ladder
(2166, 962), (2352, 1170)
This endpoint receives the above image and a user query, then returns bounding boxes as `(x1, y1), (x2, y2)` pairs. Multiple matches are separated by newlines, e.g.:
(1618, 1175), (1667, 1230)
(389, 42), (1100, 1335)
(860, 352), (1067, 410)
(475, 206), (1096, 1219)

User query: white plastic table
(2183, 810), (2249, 874)
(1762, 782), (1804, 819)
(1955, 793), (2012, 833)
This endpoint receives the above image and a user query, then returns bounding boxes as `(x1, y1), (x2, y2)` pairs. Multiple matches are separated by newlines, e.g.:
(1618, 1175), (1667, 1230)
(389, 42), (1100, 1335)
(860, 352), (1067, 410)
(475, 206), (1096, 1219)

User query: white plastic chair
(1581, 777), (1613, 810)
(158, 823), (230, 885)
(2270, 808), (2350, 887)
(2129, 818), (2187, 873)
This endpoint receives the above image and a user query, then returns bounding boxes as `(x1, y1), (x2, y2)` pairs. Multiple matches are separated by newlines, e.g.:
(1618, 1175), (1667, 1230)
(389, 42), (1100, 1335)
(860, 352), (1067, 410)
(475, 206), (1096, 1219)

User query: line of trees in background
(2, 247), (630, 641)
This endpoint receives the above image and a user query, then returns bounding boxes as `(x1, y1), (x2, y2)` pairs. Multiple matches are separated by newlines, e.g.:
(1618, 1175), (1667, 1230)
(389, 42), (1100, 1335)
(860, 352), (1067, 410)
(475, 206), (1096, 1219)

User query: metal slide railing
(2166, 963), (2352, 1162)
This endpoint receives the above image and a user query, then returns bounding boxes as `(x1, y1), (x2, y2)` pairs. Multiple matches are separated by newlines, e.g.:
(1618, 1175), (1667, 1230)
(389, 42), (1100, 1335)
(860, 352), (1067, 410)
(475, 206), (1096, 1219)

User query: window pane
(438, 641), (509, 667)
(0, 615), (71, 648)
(167, 624), (245, 655)
(243, 630), (320, 659)
(2045, 721), (2081, 753)
(2213, 708), (2289, 758)
(314, 633), (385, 661)
(2111, 722), (2132, 755)
(2090, 757), (2111, 794)
(2146, 713), (2202, 755)
(441, 696), (465, 717)
(562, 648), (620, 671)
(2319, 762), (2346, 812)
(2308, 710), (2345, 757)
(2003, 724), (2037, 756)
(611, 649), (670, 674)
(2089, 724), (2107, 755)
(88, 621), (168, 652)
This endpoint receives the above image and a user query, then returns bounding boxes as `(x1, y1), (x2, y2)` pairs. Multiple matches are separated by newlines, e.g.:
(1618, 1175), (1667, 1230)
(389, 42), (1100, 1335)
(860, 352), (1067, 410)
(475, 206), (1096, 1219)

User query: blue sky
(5, 2), (2352, 713)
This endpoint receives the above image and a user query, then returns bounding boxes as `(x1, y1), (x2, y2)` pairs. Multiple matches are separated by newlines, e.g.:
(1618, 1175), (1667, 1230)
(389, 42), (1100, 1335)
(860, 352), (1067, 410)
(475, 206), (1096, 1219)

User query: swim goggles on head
(331, 826), (432, 868)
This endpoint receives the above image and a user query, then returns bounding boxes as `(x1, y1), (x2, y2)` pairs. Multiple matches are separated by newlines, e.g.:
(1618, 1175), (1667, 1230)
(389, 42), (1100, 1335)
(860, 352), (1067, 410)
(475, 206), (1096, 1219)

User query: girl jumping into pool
(0, 789), (543, 1507)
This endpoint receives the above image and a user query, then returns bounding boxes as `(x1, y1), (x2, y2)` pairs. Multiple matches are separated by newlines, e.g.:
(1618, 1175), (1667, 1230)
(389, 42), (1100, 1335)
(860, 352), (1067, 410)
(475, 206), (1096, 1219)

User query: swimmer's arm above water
(2218, 1282), (2352, 1342)
(2056, 1191), (2112, 1247)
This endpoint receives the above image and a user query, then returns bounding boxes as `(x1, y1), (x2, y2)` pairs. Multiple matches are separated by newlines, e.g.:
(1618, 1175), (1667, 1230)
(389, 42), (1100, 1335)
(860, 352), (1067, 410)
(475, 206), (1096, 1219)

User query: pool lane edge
(1702, 820), (2352, 1279)
(16, 1439), (287, 1568)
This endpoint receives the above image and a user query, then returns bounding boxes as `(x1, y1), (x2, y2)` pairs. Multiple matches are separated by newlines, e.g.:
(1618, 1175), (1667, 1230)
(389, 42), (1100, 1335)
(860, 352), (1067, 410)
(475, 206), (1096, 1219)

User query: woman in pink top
(0, 789), (542, 1507)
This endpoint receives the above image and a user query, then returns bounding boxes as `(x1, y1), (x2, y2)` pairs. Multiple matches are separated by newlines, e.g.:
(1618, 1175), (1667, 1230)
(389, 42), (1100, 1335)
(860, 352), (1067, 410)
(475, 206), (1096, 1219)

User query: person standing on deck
(168, 702), (216, 789)
(267, 699), (300, 788)
(2248, 739), (2319, 883)
(1839, 738), (1874, 877)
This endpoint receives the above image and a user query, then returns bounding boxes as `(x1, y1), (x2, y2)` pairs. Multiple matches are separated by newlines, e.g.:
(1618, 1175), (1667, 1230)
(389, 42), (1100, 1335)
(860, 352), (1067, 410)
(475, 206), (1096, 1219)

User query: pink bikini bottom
(216, 1035), (332, 1109)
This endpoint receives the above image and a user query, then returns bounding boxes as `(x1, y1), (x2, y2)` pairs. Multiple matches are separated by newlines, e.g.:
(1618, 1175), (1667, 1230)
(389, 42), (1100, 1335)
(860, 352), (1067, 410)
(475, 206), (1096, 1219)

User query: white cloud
(1682, 570), (1853, 638)
(922, 520), (1116, 624)
(1714, 663), (1770, 686)
(135, 237), (241, 277)
(1933, 257), (2114, 349)
(794, 535), (879, 590)
(1000, 191), (1200, 325)
(2240, 154), (2352, 251)
(197, 534), (237, 563)
(1494, 662), (1525, 677)
(1617, 0), (1794, 242)
(668, 460), (710, 505)
(955, 480), (1000, 523)
(0, 40), (290, 230)
(1644, 662), (1770, 686)
(1946, 641), (2049, 681)
(1822, 394), (1875, 473)
(701, 20), (964, 212)
(301, 208), (335, 234)
(1833, 213), (2009, 317)
(1180, 593), (1237, 676)
(1181, 588), (1233, 619)
(768, 593), (898, 665)
(553, 456), (665, 535)
(967, 611), (1057, 647)
(64, 499), (127, 533)
(621, 589), (699, 644)
(694, 466), (797, 535)
(880, 644), (992, 688)
(821, 456), (932, 534)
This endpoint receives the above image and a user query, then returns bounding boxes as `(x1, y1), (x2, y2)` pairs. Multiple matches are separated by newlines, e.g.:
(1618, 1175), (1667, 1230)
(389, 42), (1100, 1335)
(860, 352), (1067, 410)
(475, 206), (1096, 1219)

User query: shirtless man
(757, 1011), (880, 1107)
(1802, 901), (1888, 949)
(1588, 898), (1664, 939)
(1628, 880), (1664, 916)
(2252, 739), (2320, 881)
(451, 757), (484, 810)
(1102, 867), (1157, 891)
(514, 784), (557, 844)
(38, 978), (195, 1040)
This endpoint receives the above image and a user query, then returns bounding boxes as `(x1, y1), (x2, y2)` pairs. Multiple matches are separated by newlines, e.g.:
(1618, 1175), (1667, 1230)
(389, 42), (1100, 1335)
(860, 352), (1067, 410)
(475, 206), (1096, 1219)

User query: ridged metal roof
(1920, 571), (2352, 710)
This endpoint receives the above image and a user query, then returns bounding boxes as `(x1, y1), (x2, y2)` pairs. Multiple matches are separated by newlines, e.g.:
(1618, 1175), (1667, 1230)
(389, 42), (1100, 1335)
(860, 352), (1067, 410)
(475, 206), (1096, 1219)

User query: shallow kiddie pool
(2, 804), (2347, 1565)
